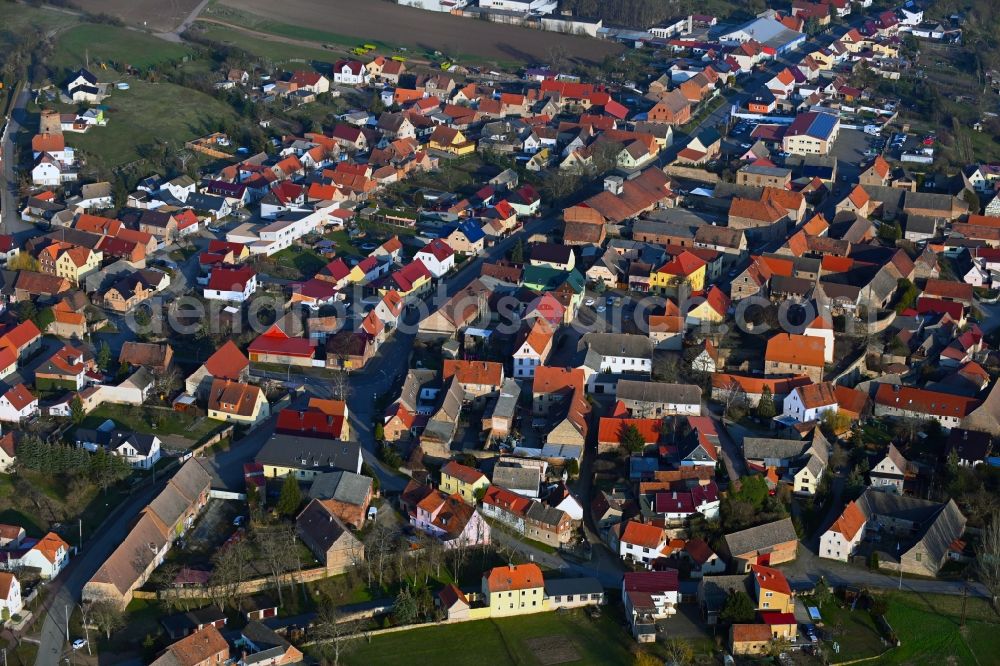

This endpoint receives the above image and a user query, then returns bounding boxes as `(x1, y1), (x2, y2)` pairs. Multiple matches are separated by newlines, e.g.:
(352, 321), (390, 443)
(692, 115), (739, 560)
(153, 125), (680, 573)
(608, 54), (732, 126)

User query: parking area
(831, 128), (879, 183)
(182, 498), (244, 556)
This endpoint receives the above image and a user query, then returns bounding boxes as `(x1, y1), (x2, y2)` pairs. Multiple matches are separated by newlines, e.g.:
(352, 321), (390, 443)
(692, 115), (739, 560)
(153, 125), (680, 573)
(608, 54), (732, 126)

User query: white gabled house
(0, 384), (38, 423)
(512, 318), (555, 378)
(782, 382), (838, 423)
(0, 572), (22, 618)
(819, 500), (866, 562)
(204, 266), (257, 303)
(414, 239), (456, 279)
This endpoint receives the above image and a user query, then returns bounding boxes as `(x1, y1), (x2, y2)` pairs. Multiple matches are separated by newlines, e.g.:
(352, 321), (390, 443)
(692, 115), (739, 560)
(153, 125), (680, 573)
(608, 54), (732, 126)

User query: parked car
(72, 639), (87, 651)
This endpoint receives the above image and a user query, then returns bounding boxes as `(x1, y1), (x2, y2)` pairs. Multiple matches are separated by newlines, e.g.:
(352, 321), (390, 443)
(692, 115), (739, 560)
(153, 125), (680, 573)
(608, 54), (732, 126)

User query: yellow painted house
(751, 564), (795, 613)
(807, 49), (836, 70)
(483, 564), (548, 617)
(429, 126), (476, 155)
(650, 251), (706, 295)
(207, 379), (270, 425)
(440, 460), (489, 505)
(686, 286), (729, 324)
(39, 243), (103, 285)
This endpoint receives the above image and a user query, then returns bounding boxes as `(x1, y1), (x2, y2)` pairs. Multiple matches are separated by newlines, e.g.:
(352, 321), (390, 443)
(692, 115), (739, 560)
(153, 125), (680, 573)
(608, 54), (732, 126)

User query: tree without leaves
(209, 538), (255, 609)
(719, 380), (747, 421)
(662, 638), (695, 666)
(977, 510), (1000, 610)
(312, 604), (362, 666)
(253, 523), (298, 606)
(364, 524), (397, 591)
(88, 601), (125, 639)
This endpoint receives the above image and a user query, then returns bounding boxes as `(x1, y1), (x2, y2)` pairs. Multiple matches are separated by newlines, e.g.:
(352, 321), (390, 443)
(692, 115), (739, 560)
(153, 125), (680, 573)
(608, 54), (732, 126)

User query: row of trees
(17, 436), (132, 491)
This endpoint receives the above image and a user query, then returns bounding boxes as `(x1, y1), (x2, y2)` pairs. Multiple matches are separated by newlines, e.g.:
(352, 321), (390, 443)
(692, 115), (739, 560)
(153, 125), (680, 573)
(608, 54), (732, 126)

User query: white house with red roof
(415, 239), (456, 278)
(819, 500), (866, 562)
(0, 384), (37, 423)
(333, 60), (369, 86)
(622, 570), (679, 641)
(204, 266), (257, 303)
(0, 572), (21, 617)
(6, 532), (70, 579)
(289, 70), (330, 94)
(614, 520), (670, 567)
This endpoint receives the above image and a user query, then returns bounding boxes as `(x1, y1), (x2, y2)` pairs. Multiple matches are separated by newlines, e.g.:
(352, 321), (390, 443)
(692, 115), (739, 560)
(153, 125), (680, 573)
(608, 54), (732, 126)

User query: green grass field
(826, 592), (1000, 665)
(64, 78), (240, 174)
(267, 246), (328, 279)
(50, 23), (193, 78)
(0, 4), (79, 42)
(80, 402), (221, 441)
(341, 610), (639, 666)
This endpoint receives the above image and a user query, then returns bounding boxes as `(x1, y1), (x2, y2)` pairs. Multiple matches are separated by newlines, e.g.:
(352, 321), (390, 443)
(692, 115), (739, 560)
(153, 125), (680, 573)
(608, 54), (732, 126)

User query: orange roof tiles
(31, 532), (68, 564)
(484, 563), (544, 593)
(532, 366), (584, 395)
(2, 383), (35, 411)
(847, 185), (870, 208)
(795, 382), (837, 409)
(830, 500), (866, 541)
(442, 360), (503, 387)
(621, 520), (666, 549)
(657, 250), (706, 277)
(765, 333), (826, 368)
(597, 417), (664, 444)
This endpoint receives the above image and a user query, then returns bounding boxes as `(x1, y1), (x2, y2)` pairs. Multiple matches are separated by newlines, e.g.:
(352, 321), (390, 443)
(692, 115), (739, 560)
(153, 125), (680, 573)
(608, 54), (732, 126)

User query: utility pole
(961, 578), (969, 627)
(78, 519), (82, 550)
(64, 603), (69, 640)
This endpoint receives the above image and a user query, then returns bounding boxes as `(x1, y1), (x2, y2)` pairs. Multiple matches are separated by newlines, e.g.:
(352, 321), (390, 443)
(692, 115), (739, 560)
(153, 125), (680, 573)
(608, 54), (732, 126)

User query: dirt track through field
(217, 0), (622, 64)
(73, 0), (204, 32)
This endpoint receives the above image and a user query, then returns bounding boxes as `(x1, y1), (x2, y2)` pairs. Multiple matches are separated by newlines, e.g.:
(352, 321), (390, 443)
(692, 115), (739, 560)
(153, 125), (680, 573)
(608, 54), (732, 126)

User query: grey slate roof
(723, 517), (797, 557)
(492, 464), (540, 494)
(256, 434), (363, 474)
(616, 379), (701, 406)
(742, 438), (808, 462)
(584, 333), (653, 360)
(543, 577), (604, 597)
(308, 471), (373, 505)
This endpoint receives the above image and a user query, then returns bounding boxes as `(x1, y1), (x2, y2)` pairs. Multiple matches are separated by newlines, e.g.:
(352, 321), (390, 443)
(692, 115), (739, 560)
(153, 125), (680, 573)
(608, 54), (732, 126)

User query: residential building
(296, 499), (364, 574)
(721, 518), (798, 571)
(483, 563), (546, 618)
(439, 460), (489, 504)
(207, 379), (270, 425)
(622, 570), (679, 642)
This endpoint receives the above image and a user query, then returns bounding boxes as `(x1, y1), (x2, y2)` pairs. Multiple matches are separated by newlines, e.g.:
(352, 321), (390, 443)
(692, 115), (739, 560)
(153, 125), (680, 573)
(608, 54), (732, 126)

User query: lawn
(323, 230), (362, 257)
(64, 77), (241, 175)
(824, 592), (1000, 665)
(80, 403), (222, 441)
(49, 23), (193, 78)
(266, 246), (327, 279)
(820, 600), (886, 663)
(342, 610), (638, 666)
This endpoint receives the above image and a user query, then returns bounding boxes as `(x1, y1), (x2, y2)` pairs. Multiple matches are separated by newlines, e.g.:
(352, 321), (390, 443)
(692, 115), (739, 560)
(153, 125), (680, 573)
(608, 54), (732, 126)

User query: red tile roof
(765, 333), (826, 368)
(751, 563), (791, 595)
(874, 383), (979, 418)
(484, 563), (543, 592)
